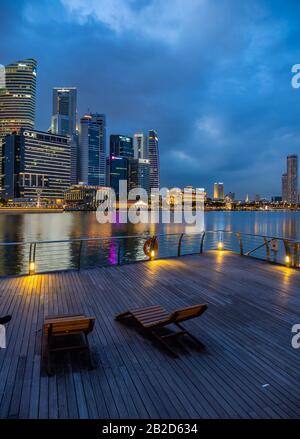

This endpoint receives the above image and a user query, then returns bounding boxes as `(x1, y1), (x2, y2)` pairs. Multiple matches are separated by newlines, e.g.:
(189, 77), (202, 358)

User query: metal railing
(0, 230), (299, 277)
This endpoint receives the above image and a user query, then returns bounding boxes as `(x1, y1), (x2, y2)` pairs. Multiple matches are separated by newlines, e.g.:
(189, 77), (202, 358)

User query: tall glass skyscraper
(133, 133), (147, 159)
(110, 135), (133, 158)
(281, 173), (288, 203)
(148, 130), (159, 190)
(214, 182), (224, 200)
(51, 88), (77, 137)
(51, 87), (78, 185)
(79, 113), (106, 186)
(287, 155), (298, 204)
(0, 58), (37, 191)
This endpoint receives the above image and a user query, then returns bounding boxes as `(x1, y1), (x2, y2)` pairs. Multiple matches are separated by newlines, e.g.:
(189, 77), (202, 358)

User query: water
(0, 210), (299, 242)
(0, 210), (299, 275)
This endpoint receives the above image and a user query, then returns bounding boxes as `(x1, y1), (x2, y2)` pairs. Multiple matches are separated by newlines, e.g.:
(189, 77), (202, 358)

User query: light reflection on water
(0, 210), (299, 275)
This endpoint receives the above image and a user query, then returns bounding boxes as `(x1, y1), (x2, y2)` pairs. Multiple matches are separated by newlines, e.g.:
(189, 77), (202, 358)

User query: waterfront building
(213, 182), (224, 200)
(282, 173), (288, 203)
(110, 135), (133, 158)
(128, 158), (150, 193)
(148, 130), (159, 191)
(287, 155), (298, 204)
(64, 185), (110, 210)
(0, 58), (37, 192)
(133, 133), (147, 159)
(3, 128), (70, 201)
(79, 113), (106, 186)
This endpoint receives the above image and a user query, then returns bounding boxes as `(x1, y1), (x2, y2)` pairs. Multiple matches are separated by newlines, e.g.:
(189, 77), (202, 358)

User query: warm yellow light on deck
(29, 262), (35, 274)
(285, 255), (290, 265)
(150, 250), (155, 259)
(217, 242), (224, 251)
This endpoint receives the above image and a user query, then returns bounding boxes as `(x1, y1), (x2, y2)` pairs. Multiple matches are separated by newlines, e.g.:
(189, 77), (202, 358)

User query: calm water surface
(0, 210), (299, 242)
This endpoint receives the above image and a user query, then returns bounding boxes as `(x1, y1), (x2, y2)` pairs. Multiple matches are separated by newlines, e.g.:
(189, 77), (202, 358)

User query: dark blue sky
(1, 0), (300, 198)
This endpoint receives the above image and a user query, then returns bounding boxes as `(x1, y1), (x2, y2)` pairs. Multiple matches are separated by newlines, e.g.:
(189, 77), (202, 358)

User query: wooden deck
(0, 252), (300, 419)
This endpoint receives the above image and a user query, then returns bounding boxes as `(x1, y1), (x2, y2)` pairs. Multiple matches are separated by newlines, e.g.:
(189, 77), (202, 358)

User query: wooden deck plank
(0, 252), (300, 419)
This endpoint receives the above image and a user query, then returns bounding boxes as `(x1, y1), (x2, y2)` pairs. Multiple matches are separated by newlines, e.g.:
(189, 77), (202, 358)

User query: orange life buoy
(143, 237), (158, 257)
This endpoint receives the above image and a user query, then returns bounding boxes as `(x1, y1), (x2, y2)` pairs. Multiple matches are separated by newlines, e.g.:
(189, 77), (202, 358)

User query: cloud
(60, 0), (203, 43)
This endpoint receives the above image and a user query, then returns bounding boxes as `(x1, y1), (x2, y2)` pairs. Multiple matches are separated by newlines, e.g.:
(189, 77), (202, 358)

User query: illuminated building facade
(148, 130), (159, 190)
(110, 135), (133, 158)
(133, 133), (147, 159)
(0, 58), (37, 191)
(79, 113), (106, 186)
(3, 129), (70, 200)
(287, 155), (298, 204)
(281, 173), (288, 203)
(214, 182), (224, 200)
(128, 158), (150, 193)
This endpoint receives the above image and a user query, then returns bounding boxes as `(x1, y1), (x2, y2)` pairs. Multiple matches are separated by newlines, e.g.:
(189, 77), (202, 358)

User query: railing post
(29, 242), (36, 275)
(293, 242), (299, 268)
(264, 237), (270, 262)
(178, 233), (184, 257)
(283, 239), (291, 266)
(236, 232), (243, 256)
(200, 232), (206, 254)
(28, 243), (33, 275)
(117, 240), (122, 266)
(78, 240), (83, 271)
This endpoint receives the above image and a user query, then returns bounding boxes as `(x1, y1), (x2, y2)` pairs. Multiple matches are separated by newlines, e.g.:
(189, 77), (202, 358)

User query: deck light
(29, 262), (35, 275)
(217, 242), (224, 251)
(150, 250), (155, 259)
(285, 255), (291, 265)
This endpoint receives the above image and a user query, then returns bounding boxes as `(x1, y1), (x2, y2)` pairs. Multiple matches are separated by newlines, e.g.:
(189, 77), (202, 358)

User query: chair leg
(46, 349), (53, 376)
(176, 323), (206, 350)
(84, 334), (95, 369)
(151, 330), (179, 358)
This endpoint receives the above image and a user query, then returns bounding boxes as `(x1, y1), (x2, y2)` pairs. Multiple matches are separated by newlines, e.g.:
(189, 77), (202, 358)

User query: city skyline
(2, 0), (300, 197)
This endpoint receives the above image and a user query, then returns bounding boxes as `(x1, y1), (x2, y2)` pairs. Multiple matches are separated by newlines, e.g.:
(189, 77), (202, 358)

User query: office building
(281, 173), (288, 203)
(51, 87), (78, 185)
(108, 155), (128, 197)
(0, 58), (37, 191)
(133, 133), (147, 159)
(214, 182), (224, 200)
(51, 87), (77, 137)
(3, 128), (70, 201)
(128, 158), (150, 193)
(110, 135), (133, 158)
(79, 113), (106, 186)
(287, 155), (298, 204)
(148, 130), (159, 191)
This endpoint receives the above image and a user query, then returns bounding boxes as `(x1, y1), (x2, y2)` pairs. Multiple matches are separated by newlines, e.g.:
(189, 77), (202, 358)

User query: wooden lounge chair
(115, 304), (208, 357)
(43, 314), (95, 375)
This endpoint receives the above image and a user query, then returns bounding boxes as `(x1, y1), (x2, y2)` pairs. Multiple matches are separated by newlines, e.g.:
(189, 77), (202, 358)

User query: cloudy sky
(1, 0), (300, 197)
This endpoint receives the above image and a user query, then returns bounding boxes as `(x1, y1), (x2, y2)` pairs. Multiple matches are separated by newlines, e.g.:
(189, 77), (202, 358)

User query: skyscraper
(79, 113), (106, 186)
(281, 173), (288, 203)
(133, 133), (147, 159)
(129, 158), (150, 193)
(148, 130), (159, 191)
(51, 87), (78, 185)
(0, 58), (37, 191)
(3, 128), (70, 201)
(287, 155), (298, 204)
(214, 182), (224, 200)
(51, 87), (77, 137)
(110, 135), (133, 158)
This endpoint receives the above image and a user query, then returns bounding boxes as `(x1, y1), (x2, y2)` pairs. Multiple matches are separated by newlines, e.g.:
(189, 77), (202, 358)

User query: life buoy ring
(143, 237), (158, 258)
